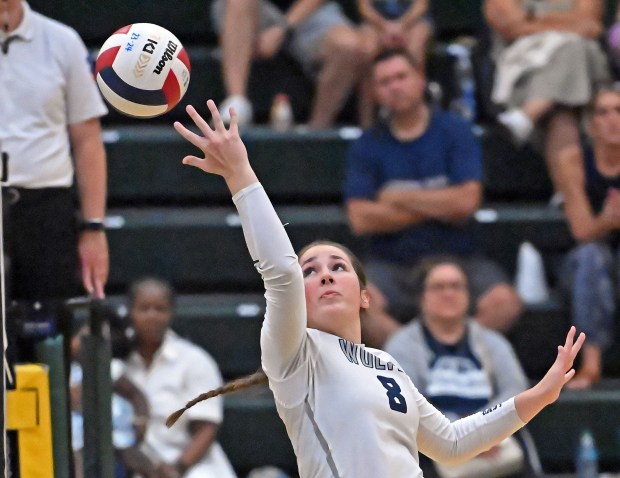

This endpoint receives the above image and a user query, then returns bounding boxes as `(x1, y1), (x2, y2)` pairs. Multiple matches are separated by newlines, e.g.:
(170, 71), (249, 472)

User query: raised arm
(418, 327), (584, 463)
(174, 101), (307, 379)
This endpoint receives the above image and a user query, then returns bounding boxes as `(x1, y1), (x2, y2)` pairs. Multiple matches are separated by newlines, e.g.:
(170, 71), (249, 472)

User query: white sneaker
(220, 95), (253, 127)
(497, 109), (534, 146)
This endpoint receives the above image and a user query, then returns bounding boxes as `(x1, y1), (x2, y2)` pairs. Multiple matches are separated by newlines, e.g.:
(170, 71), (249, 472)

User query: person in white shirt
(0, 0), (109, 303)
(123, 277), (237, 478)
(167, 99), (585, 478)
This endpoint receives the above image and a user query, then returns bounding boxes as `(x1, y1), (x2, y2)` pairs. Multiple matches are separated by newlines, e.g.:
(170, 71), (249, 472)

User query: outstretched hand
(173, 100), (258, 195)
(540, 326), (586, 402)
(514, 326), (586, 423)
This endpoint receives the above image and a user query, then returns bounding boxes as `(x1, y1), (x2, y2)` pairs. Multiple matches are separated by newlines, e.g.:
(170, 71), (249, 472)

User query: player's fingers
(563, 326), (576, 349)
(174, 121), (210, 151)
(207, 100), (225, 132)
(228, 107), (239, 135)
(570, 332), (586, 360)
(186, 104), (214, 136)
(182, 155), (207, 169)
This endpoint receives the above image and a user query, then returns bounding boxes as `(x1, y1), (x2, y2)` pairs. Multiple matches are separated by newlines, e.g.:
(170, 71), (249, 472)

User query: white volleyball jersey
(232, 183), (525, 478)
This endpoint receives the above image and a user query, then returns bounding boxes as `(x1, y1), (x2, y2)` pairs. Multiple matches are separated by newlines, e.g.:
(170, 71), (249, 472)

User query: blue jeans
(560, 242), (616, 349)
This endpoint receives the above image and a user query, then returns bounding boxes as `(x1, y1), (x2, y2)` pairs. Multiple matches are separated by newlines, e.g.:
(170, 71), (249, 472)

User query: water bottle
(446, 43), (477, 122)
(576, 430), (599, 478)
(270, 93), (294, 132)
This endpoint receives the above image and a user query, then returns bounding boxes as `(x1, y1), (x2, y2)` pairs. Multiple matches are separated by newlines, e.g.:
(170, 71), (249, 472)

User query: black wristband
(79, 219), (106, 232)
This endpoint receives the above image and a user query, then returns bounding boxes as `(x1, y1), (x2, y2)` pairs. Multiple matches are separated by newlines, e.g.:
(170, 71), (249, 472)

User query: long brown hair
(166, 240), (366, 427)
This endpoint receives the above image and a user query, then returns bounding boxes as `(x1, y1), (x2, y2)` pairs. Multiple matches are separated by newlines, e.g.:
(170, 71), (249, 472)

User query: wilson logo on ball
(95, 23), (191, 118)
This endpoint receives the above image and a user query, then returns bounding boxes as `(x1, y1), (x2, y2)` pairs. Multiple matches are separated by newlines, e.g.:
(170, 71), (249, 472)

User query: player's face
(420, 264), (469, 323)
(372, 55), (426, 115)
(130, 283), (173, 346)
(300, 245), (369, 339)
(590, 91), (620, 147)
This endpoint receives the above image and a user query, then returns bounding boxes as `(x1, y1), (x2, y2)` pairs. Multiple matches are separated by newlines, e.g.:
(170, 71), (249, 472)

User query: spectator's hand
(380, 21), (405, 48)
(574, 18), (602, 39)
(258, 24), (287, 59)
(377, 185), (404, 206)
(78, 230), (109, 299)
(134, 420), (147, 443)
(156, 463), (182, 478)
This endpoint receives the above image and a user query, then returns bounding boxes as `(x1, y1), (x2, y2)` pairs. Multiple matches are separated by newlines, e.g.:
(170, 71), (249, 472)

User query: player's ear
(360, 289), (370, 310)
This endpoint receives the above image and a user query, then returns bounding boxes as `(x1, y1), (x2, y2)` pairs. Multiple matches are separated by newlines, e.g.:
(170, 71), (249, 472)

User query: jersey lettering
(339, 339), (359, 364)
(482, 403), (501, 415)
(361, 349), (374, 368)
(377, 375), (407, 413)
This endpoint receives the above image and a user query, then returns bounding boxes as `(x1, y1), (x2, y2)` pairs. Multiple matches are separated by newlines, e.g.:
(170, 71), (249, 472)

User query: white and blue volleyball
(95, 23), (191, 118)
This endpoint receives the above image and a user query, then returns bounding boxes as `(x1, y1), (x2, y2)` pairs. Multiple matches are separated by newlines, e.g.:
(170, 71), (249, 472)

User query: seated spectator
(385, 257), (530, 478)
(344, 47), (522, 348)
(70, 310), (155, 478)
(357, 0), (433, 126)
(122, 277), (237, 478)
(552, 84), (620, 389)
(210, 0), (371, 129)
(484, 0), (609, 189)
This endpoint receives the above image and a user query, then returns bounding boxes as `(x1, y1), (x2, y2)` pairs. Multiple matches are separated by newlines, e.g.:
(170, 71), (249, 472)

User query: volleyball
(95, 23), (191, 118)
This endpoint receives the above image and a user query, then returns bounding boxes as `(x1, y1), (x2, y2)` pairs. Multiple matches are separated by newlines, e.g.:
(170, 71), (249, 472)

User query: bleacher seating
(24, 0), (620, 475)
(101, 123), (619, 474)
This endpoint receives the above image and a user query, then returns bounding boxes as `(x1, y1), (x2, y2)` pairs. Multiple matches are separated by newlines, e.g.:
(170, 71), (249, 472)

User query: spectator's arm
(71, 118), (107, 226)
(484, 0), (602, 42)
(285, 0), (325, 27)
(175, 420), (220, 473)
(118, 447), (157, 478)
(532, 0), (603, 39)
(258, 0), (326, 58)
(554, 144), (620, 242)
(70, 118), (109, 299)
(114, 375), (149, 419)
(357, 0), (387, 30)
(378, 181), (482, 222)
(399, 0), (429, 30)
(346, 197), (425, 235)
(113, 375), (150, 442)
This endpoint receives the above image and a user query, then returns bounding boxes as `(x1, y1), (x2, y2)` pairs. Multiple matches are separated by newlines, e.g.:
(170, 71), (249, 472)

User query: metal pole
(74, 298), (114, 478)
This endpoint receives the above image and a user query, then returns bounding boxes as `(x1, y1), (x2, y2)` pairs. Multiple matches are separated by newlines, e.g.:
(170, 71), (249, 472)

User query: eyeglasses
(593, 106), (620, 117)
(425, 281), (468, 293)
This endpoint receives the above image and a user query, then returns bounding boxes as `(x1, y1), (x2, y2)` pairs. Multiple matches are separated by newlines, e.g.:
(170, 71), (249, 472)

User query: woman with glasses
(386, 257), (530, 477)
